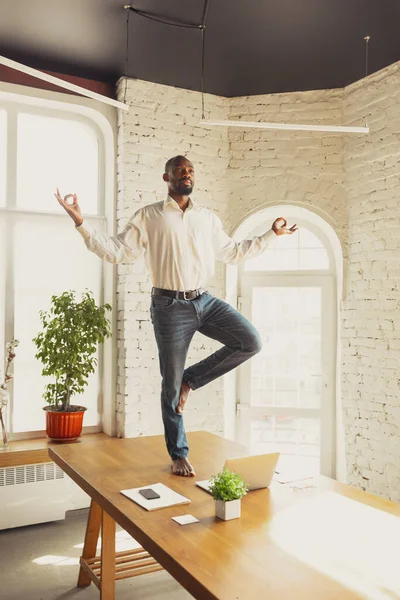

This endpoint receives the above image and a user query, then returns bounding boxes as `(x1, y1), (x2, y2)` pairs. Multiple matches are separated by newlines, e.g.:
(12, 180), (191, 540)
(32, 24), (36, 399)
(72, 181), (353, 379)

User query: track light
(199, 119), (369, 134)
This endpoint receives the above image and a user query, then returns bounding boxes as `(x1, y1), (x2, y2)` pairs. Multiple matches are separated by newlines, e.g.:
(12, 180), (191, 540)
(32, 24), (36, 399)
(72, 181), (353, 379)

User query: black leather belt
(151, 287), (205, 300)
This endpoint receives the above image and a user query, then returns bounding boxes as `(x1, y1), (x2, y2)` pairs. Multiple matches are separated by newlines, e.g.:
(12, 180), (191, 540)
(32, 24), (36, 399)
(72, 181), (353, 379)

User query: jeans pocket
(151, 295), (175, 310)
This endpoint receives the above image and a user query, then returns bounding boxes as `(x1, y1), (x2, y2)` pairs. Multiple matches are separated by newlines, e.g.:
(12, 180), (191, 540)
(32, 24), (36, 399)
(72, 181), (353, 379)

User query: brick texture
(116, 64), (400, 501)
(226, 66), (400, 501)
(226, 89), (346, 244)
(116, 79), (229, 441)
(341, 63), (400, 501)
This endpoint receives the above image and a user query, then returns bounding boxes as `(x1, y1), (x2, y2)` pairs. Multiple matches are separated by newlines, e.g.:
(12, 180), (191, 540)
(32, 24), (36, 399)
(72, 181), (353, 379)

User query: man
(56, 155), (297, 477)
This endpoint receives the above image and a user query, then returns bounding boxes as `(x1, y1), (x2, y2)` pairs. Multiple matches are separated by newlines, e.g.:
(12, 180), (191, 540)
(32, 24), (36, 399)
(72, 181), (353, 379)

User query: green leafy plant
(208, 467), (248, 502)
(33, 291), (111, 412)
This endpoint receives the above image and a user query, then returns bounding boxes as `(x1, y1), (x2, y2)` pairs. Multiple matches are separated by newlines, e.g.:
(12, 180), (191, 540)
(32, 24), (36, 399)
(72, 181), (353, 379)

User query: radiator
(0, 462), (90, 530)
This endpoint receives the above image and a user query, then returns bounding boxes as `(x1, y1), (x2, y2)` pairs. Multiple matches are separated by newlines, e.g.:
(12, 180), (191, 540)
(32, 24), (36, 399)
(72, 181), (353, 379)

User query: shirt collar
(164, 195), (199, 212)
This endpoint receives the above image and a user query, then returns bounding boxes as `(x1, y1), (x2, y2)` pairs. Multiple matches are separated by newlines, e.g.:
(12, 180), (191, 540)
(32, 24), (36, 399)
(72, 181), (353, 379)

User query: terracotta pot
(43, 405), (87, 441)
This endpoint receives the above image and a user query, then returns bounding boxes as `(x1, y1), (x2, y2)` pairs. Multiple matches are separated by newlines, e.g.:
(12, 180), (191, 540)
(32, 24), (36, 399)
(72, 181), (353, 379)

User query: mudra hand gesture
(272, 217), (298, 236)
(55, 188), (83, 227)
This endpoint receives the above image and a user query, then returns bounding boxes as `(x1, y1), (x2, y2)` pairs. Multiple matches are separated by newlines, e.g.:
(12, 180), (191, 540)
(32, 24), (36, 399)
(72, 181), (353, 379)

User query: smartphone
(139, 488), (161, 500)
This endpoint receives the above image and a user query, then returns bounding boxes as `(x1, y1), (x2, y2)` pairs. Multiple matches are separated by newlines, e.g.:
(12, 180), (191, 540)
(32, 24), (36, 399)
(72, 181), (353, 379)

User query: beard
(176, 182), (193, 195)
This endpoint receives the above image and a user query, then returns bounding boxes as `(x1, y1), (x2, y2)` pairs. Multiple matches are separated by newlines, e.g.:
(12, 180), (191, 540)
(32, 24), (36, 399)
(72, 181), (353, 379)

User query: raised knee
(249, 332), (262, 354)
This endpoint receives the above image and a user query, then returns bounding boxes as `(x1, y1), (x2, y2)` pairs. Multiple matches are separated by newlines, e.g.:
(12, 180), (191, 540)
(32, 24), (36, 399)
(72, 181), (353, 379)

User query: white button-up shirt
(77, 196), (275, 291)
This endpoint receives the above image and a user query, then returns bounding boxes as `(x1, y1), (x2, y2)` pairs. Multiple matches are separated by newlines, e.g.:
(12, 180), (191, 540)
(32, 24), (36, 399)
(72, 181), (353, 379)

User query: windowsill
(0, 432), (111, 468)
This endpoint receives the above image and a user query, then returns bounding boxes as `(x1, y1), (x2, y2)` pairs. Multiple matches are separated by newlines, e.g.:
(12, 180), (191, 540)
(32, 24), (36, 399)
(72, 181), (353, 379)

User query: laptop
(196, 452), (280, 493)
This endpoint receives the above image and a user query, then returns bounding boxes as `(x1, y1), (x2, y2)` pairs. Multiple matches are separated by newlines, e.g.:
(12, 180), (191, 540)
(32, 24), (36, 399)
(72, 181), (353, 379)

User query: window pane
(251, 373), (273, 406)
(245, 226), (329, 271)
(0, 110), (6, 207)
(0, 219), (5, 376)
(251, 287), (322, 409)
(251, 415), (320, 478)
(298, 228), (324, 248)
(299, 249), (329, 270)
(12, 217), (104, 432)
(17, 113), (99, 214)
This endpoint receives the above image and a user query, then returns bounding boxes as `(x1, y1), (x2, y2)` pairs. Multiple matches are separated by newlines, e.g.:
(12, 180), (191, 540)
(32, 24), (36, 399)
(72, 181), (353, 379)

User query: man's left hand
(272, 217), (298, 236)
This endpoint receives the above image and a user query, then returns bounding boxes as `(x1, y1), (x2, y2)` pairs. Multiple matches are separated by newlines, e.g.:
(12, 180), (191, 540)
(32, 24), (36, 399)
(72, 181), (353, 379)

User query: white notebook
(120, 482), (191, 511)
(196, 479), (212, 493)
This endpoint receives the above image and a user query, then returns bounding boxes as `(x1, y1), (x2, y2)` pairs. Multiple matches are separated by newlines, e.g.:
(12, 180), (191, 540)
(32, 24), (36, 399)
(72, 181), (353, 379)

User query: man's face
(164, 159), (195, 195)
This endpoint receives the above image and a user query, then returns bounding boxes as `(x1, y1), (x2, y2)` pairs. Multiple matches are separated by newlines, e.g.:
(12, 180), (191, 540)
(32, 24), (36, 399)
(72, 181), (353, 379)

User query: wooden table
(0, 432), (109, 468)
(49, 431), (400, 600)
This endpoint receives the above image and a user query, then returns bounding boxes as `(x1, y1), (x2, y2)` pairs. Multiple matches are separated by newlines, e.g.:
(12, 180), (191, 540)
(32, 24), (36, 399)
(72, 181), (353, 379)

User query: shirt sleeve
(212, 214), (275, 265)
(75, 209), (146, 264)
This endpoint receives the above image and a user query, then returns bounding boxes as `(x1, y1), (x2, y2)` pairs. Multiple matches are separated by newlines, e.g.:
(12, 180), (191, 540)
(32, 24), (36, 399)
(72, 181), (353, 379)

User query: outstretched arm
(55, 189), (146, 264)
(213, 215), (298, 265)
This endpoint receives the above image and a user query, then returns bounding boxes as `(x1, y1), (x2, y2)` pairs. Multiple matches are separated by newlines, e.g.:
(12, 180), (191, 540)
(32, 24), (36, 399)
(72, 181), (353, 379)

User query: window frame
(0, 88), (116, 441)
(234, 212), (339, 479)
(243, 219), (334, 273)
(237, 273), (336, 478)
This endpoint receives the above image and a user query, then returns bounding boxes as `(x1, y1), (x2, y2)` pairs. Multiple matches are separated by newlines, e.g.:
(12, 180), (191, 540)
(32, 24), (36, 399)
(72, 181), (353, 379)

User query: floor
(0, 513), (194, 600)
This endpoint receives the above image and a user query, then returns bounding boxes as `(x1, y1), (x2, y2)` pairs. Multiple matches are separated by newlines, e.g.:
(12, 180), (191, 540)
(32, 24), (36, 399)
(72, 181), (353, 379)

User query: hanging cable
(124, 5), (201, 29)
(200, 27), (206, 119)
(364, 35), (370, 127)
(124, 2), (210, 115)
(200, 0), (210, 119)
(364, 35), (370, 78)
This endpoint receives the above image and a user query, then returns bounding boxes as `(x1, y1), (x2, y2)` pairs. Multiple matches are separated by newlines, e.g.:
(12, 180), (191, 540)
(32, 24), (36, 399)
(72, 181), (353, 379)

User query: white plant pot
(215, 499), (241, 521)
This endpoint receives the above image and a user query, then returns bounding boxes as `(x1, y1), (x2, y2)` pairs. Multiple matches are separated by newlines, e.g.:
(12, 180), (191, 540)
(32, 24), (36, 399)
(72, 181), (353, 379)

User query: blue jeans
(150, 292), (262, 460)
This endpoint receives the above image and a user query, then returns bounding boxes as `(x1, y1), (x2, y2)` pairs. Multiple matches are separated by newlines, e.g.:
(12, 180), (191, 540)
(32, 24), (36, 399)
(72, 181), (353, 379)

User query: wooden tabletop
(49, 431), (400, 600)
(0, 432), (110, 468)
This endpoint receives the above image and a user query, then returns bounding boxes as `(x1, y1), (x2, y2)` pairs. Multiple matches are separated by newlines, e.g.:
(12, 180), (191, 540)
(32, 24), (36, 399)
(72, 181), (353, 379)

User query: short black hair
(164, 155), (192, 173)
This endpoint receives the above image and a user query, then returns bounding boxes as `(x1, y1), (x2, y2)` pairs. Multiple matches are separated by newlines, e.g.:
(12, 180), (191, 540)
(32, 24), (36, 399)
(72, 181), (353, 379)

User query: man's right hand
(55, 188), (83, 227)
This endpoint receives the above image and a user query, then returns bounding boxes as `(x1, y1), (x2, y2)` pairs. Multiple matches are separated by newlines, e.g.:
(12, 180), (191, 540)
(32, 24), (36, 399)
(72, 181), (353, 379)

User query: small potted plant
(33, 290), (111, 441)
(208, 467), (248, 521)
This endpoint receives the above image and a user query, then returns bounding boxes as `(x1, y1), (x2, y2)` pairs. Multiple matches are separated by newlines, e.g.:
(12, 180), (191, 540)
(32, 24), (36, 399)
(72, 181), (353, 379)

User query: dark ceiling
(1, 0), (400, 97)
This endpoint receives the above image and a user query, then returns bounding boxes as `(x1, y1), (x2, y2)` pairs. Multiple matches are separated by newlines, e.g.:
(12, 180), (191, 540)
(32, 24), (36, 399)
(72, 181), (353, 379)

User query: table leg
(77, 499), (102, 587)
(100, 509), (116, 600)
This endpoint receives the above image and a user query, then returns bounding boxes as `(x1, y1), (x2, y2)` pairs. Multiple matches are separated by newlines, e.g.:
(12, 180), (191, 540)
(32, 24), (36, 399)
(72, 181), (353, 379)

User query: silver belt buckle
(183, 291), (188, 300)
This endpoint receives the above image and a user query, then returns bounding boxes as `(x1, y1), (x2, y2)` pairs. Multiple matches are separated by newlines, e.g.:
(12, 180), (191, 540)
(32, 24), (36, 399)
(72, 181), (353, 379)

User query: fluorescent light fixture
(0, 55), (129, 112)
(199, 119), (369, 134)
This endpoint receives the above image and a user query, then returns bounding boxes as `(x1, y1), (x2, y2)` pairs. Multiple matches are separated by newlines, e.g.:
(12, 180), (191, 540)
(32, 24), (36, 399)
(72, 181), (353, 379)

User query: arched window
(234, 206), (342, 480)
(244, 225), (330, 272)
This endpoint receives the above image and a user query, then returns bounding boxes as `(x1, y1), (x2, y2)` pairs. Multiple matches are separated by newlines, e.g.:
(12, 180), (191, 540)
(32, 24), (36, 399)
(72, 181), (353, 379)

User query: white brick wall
(115, 65), (400, 500)
(116, 79), (230, 442)
(224, 88), (347, 483)
(226, 89), (346, 244)
(341, 63), (400, 501)
(225, 66), (400, 501)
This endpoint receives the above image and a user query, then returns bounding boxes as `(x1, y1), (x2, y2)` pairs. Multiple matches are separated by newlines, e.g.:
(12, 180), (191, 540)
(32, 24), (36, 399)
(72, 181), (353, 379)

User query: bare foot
(171, 457), (196, 477)
(177, 381), (190, 414)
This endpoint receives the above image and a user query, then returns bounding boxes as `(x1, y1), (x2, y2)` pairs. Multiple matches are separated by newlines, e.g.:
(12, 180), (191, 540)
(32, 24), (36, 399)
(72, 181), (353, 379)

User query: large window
(237, 209), (338, 480)
(0, 109), (6, 207)
(0, 104), (107, 437)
